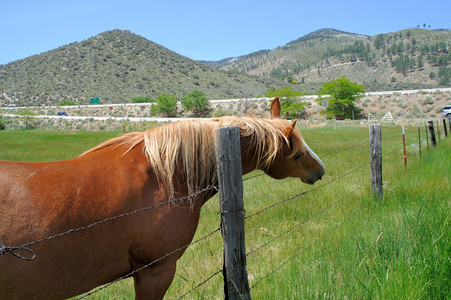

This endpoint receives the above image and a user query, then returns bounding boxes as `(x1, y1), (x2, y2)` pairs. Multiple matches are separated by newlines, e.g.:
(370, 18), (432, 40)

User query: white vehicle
(441, 106), (451, 119)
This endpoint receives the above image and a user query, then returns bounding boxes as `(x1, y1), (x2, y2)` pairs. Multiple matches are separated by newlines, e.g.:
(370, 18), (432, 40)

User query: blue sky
(1, 0), (450, 65)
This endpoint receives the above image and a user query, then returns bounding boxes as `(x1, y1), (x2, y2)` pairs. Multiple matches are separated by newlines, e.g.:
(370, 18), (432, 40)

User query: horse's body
(0, 99), (324, 299)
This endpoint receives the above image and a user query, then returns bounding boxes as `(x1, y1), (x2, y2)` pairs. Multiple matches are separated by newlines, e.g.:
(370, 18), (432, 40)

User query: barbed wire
(177, 128), (443, 297)
(243, 173), (264, 182)
(3, 123), (436, 298)
(247, 182), (368, 257)
(76, 227), (221, 299)
(381, 133), (402, 141)
(250, 202), (369, 290)
(178, 141), (393, 299)
(383, 147), (402, 158)
(177, 269), (223, 299)
(245, 162), (369, 220)
(249, 156), (405, 290)
(320, 139), (369, 158)
(0, 185), (219, 260)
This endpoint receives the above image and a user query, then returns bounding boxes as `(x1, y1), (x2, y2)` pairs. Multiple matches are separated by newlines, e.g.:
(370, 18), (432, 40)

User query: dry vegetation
(1, 90), (450, 131)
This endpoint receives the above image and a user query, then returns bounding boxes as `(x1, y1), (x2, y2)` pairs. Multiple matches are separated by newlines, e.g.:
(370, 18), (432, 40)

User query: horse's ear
(287, 120), (297, 138)
(270, 97), (281, 119)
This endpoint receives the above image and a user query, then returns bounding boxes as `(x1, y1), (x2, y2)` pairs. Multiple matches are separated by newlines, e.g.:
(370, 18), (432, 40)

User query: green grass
(1, 126), (449, 299)
(0, 130), (121, 161)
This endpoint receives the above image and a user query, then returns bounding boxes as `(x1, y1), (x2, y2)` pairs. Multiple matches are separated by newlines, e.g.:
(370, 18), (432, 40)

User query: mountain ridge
(0, 30), (284, 106)
(0, 28), (449, 107)
(214, 28), (450, 91)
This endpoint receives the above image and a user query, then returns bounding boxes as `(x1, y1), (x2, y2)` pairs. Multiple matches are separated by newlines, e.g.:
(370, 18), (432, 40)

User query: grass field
(0, 125), (449, 299)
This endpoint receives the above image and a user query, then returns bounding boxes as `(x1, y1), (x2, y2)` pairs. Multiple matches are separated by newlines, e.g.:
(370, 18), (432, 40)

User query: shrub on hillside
(180, 90), (209, 116)
(150, 93), (178, 117)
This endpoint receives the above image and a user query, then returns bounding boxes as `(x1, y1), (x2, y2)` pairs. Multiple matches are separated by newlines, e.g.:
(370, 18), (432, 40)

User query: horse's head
(263, 97), (325, 184)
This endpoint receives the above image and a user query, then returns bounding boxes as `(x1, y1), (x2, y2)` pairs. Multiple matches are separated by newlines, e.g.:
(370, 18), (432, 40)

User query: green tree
(438, 67), (450, 85)
(59, 99), (76, 106)
(0, 118), (5, 130)
(317, 76), (365, 120)
(180, 90), (209, 116)
(150, 93), (178, 117)
(265, 86), (306, 119)
(373, 34), (385, 49)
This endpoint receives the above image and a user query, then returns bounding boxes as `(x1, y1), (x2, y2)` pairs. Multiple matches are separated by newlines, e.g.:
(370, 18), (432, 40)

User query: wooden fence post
(427, 121), (437, 147)
(402, 125), (407, 170)
(215, 126), (251, 300)
(443, 119), (448, 138)
(436, 120), (441, 142)
(369, 124), (383, 199)
(418, 122), (422, 158)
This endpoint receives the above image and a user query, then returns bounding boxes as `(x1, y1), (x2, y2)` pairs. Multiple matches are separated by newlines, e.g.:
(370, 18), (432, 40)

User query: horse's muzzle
(302, 168), (325, 185)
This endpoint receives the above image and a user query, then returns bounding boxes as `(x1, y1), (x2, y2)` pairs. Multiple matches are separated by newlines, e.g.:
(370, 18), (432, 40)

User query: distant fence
(1, 118), (449, 299)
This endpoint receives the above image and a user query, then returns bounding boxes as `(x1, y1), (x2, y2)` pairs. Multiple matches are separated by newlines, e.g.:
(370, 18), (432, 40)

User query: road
(2, 87), (450, 123)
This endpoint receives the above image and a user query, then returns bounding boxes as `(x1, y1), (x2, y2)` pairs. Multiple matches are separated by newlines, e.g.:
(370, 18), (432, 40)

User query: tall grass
(0, 126), (449, 299)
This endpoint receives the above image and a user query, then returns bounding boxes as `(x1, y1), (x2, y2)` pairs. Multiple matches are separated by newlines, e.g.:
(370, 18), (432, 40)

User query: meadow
(0, 124), (449, 299)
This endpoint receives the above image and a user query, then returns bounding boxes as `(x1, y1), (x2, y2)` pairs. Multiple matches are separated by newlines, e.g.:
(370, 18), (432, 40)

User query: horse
(0, 98), (325, 299)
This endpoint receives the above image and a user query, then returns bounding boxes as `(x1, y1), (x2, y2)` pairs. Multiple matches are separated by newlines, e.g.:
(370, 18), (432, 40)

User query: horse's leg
(133, 258), (177, 300)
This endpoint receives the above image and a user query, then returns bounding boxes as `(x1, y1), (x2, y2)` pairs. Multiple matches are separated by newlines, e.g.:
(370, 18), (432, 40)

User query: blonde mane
(82, 116), (304, 198)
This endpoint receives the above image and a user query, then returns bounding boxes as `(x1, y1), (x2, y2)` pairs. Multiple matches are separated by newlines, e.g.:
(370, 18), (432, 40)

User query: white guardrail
(1, 88), (450, 123)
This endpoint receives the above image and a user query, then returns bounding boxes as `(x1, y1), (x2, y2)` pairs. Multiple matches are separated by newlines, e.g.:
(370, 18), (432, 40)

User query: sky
(1, 0), (450, 65)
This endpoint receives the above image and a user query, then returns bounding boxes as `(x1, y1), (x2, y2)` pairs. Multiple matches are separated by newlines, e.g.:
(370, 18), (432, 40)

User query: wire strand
(245, 162), (369, 220)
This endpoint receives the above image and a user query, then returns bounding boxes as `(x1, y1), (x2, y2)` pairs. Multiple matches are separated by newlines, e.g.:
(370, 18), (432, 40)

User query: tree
(317, 76), (365, 120)
(150, 93), (178, 117)
(180, 90), (209, 116)
(265, 86), (306, 119)
(0, 118), (5, 130)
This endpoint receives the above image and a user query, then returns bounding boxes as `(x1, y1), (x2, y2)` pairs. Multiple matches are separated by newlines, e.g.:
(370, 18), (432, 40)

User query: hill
(216, 28), (451, 91)
(0, 30), (284, 106)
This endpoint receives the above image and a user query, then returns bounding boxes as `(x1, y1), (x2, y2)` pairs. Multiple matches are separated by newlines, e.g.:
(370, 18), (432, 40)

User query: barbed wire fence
(176, 120), (446, 298)
(1, 119), (448, 299)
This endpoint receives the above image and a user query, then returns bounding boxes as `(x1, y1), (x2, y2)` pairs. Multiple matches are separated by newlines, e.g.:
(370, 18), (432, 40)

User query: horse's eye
(294, 153), (304, 160)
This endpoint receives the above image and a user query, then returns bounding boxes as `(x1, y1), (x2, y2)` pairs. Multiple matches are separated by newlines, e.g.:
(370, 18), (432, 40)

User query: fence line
(1, 185), (219, 261)
(245, 163), (368, 220)
(248, 156), (403, 290)
(250, 202), (369, 290)
(149, 122), (444, 297)
(2, 121), (445, 299)
(320, 139), (368, 157)
(76, 227), (221, 299)
(244, 123), (428, 293)
(178, 270), (223, 299)
(247, 182), (368, 257)
(181, 128), (403, 298)
(243, 172), (265, 182)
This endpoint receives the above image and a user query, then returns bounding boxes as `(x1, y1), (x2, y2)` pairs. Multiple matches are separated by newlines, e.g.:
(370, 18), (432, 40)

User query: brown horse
(0, 98), (324, 299)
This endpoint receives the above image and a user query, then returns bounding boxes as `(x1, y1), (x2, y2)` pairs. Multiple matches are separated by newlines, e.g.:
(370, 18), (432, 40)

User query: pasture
(0, 125), (449, 299)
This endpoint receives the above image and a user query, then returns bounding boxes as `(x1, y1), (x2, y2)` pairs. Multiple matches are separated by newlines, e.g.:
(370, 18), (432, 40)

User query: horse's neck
(239, 137), (264, 175)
